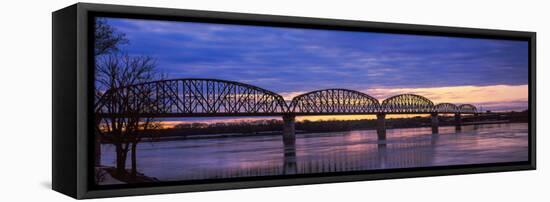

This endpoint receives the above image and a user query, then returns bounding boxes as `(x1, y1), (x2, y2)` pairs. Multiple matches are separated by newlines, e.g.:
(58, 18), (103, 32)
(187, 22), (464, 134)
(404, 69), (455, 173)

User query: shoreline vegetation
(99, 111), (528, 143)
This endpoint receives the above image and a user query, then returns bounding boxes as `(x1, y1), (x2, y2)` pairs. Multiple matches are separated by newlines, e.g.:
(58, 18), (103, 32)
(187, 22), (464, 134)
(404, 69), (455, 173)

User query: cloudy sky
(99, 17), (529, 119)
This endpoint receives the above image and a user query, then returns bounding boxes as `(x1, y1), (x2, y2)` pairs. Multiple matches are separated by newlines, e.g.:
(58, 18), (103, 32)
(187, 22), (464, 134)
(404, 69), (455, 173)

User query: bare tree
(94, 18), (163, 179)
(130, 118), (161, 177)
(95, 53), (160, 177)
(93, 18), (128, 166)
(95, 18), (128, 56)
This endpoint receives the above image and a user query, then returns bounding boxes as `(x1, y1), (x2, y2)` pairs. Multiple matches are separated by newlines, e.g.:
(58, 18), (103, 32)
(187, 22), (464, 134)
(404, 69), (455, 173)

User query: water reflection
(283, 144), (297, 175)
(100, 123), (528, 183)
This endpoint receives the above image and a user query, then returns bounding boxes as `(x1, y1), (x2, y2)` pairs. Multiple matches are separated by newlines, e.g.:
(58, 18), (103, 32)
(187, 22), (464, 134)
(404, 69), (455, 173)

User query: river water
(100, 123), (528, 183)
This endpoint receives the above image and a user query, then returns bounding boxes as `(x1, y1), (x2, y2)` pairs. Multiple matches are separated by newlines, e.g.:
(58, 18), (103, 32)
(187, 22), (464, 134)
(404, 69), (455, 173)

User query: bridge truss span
(381, 94), (435, 113)
(96, 78), (288, 118)
(435, 103), (458, 113)
(289, 89), (380, 115)
(95, 78), (478, 117)
(458, 104), (477, 114)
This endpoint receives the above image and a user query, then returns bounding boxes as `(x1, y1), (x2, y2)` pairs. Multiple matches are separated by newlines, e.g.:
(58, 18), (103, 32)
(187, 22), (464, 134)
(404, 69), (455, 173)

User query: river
(100, 123), (528, 183)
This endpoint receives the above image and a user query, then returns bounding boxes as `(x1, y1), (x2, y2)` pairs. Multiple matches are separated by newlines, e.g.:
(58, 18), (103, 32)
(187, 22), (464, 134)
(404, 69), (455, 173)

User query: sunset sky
(99, 17), (529, 125)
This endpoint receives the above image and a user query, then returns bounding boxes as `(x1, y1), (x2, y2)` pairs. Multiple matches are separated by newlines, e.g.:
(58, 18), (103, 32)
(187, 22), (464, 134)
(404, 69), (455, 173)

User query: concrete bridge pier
(431, 113), (439, 134)
(282, 114), (296, 146)
(454, 113), (462, 132)
(376, 113), (387, 141)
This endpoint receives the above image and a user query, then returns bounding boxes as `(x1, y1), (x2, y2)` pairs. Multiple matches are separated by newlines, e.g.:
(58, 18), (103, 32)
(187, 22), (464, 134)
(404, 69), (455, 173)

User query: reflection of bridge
(96, 78), (480, 145)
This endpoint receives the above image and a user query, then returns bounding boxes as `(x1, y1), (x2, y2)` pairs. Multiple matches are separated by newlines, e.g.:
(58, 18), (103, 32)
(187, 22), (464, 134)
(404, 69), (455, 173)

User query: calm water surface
(101, 123), (528, 183)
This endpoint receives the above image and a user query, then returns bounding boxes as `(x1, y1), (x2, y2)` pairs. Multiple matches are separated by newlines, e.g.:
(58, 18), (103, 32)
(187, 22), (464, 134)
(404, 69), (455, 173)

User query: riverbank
(95, 166), (160, 185)
(132, 121), (524, 143)
(98, 111), (528, 143)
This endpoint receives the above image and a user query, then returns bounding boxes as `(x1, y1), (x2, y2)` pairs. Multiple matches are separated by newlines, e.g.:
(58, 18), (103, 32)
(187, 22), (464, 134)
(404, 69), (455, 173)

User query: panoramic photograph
(92, 17), (529, 185)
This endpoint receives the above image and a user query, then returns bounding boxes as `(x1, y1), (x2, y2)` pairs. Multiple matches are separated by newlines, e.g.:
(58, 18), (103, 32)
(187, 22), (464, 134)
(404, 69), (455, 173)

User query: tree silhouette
(94, 18), (161, 179)
(94, 18), (128, 56)
(93, 17), (128, 167)
(95, 53), (161, 177)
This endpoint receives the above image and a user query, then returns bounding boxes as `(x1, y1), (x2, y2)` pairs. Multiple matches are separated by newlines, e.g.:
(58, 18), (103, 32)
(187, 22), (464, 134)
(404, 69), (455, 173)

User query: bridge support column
(376, 113), (386, 141)
(431, 113), (439, 134)
(455, 113), (462, 132)
(282, 115), (296, 146)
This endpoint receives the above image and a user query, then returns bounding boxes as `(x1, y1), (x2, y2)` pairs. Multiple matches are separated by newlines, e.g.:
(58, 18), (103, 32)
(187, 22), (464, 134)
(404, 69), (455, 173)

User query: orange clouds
(365, 84), (528, 105)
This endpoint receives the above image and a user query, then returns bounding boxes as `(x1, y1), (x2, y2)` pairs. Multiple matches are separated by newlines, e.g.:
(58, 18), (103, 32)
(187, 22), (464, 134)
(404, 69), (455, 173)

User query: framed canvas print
(52, 3), (536, 199)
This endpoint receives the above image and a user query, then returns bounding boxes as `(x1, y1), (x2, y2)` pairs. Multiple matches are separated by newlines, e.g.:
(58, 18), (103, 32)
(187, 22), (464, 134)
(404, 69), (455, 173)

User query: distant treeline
(150, 110), (528, 138)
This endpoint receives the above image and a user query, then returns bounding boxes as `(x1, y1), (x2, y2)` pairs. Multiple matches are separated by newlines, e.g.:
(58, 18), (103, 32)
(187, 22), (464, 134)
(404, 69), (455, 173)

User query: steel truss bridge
(95, 78), (481, 144)
(95, 78), (478, 118)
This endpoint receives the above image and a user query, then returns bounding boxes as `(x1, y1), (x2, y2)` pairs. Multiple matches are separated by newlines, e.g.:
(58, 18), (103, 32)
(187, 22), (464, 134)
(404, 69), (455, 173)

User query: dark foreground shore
(95, 166), (160, 185)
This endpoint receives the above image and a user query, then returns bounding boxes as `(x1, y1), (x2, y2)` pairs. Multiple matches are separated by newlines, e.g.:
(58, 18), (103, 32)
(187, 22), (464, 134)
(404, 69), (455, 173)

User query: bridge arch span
(458, 104), (477, 113)
(289, 89), (380, 114)
(435, 103), (458, 113)
(96, 78), (287, 117)
(381, 94), (434, 113)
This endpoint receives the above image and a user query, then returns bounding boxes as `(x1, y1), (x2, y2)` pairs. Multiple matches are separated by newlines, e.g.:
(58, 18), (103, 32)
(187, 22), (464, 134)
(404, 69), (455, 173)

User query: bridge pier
(454, 113), (462, 132)
(376, 113), (386, 141)
(431, 113), (439, 134)
(282, 115), (296, 146)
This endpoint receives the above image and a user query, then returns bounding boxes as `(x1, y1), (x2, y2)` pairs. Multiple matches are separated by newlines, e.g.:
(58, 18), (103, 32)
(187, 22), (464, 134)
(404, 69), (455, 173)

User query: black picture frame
(52, 3), (536, 199)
